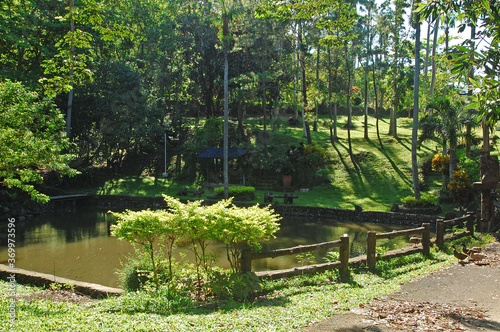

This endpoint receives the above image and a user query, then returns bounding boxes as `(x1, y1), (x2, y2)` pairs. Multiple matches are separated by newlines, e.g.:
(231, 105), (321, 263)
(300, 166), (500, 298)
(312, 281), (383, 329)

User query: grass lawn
(72, 114), (489, 213)
(1, 234), (494, 332)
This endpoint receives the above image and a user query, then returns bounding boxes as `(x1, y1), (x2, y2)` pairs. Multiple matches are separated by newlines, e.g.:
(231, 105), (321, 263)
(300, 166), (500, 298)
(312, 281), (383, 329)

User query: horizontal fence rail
(367, 223), (430, 269)
(241, 213), (476, 281)
(250, 239), (343, 259)
(435, 213), (474, 249)
(242, 235), (350, 279)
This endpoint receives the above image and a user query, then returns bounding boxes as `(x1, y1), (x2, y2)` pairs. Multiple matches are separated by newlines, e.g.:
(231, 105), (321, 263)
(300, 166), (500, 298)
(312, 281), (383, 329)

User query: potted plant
(274, 158), (295, 187)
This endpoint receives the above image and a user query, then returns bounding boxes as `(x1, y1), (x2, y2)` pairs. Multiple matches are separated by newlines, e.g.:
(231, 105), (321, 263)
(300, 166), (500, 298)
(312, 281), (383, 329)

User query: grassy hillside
(76, 114), (486, 213)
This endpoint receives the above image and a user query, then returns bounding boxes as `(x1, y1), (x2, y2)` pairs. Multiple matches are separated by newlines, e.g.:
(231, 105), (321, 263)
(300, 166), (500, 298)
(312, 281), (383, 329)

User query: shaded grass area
(68, 114), (489, 212)
(1, 235), (494, 332)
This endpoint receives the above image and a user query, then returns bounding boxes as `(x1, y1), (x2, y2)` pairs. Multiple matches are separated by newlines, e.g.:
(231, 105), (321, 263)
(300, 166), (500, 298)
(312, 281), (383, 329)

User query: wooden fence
(241, 213), (474, 280)
(435, 214), (474, 249)
(366, 223), (430, 269)
(241, 235), (350, 279)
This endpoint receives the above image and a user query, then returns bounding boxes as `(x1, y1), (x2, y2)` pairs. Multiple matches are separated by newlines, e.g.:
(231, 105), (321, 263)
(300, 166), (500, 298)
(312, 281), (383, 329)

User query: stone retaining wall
(273, 205), (437, 228)
(90, 195), (166, 209)
(0, 264), (124, 298)
(90, 195), (440, 228)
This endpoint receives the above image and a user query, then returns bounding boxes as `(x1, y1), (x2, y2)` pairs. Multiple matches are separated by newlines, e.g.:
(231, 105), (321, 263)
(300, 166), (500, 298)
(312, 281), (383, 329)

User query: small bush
(299, 142), (328, 169)
(117, 250), (171, 291)
(448, 168), (473, 206)
(431, 153), (450, 173)
(206, 269), (261, 301)
(214, 186), (255, 197)
(459, 156), (480, 183)
(401, 193), (436, 207)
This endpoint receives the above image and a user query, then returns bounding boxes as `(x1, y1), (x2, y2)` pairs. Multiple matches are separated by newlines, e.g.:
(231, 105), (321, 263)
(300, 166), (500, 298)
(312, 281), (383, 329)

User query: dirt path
(298, 240), (500, 331)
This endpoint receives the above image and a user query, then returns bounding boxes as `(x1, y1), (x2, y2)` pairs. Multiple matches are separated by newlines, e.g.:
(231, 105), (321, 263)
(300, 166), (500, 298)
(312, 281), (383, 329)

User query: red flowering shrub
(448, 168), (472, 205)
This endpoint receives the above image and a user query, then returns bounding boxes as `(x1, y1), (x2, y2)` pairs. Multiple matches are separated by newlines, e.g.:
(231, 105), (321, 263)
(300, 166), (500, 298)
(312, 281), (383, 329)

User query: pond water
(0, 207), (409, 288)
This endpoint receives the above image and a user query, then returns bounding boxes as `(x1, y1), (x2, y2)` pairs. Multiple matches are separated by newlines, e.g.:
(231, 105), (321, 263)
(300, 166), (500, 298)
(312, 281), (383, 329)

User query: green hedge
(214, 186), (255, 197)
(401, 193), (436, 207)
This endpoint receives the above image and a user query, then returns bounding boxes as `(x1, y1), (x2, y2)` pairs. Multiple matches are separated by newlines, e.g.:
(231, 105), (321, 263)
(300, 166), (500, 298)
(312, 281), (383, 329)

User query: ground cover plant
(1, 234), (494, 332)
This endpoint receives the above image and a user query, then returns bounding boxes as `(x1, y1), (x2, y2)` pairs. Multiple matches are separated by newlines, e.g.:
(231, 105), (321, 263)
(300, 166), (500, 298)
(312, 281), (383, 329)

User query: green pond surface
(0, 207), (410, 288)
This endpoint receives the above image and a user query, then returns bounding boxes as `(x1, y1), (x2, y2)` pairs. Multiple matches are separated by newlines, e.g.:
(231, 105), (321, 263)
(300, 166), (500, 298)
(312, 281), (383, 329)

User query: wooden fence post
(436, 219), (444, 249)
(466, 213), (474, 235)
(366, 231), (376, 269)
(340, 234), (350, 277)
(241, 248), (252, 273)
(422, 223), (431, 256)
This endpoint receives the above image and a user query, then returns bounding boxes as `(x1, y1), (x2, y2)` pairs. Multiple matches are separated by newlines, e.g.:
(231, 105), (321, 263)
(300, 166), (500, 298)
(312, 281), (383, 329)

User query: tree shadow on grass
(331, 139), (365, 194)
(366, 138), (412, 188)
(331, 137), (412, 206)
(396, 137), (412, 152)
(368, 252), (448, 280)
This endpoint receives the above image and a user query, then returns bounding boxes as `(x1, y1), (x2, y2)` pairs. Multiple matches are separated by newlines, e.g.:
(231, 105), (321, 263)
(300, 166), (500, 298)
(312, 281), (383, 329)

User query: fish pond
(0, 207), (411, 288)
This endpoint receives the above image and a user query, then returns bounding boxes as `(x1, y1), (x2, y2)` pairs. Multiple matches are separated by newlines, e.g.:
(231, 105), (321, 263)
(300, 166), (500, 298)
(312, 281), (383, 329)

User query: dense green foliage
(74, 113), (488, 214)
(417, 0), (500, 128)
(401, 193), (436, 207)
(1, 0), (494, 204)
(0, 80), (77, 202)
(111, 195), (280, 294)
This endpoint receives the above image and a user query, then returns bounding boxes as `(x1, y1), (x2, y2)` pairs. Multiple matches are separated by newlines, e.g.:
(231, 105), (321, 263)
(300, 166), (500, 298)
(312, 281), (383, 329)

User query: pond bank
(0, 264), (124, 298)
(89, 194), (442, 228)
(2, 193), (452, 228)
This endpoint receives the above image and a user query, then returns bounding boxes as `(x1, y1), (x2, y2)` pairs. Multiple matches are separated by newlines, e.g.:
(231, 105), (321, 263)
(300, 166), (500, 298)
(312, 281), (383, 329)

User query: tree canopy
(0, 80), (77, 202)
(0, 0), (493, 201)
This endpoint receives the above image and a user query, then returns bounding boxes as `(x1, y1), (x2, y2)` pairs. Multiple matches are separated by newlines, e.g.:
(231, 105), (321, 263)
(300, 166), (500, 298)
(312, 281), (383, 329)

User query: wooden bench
(264, 192), (298, 204)
(177, 188), (204, 197)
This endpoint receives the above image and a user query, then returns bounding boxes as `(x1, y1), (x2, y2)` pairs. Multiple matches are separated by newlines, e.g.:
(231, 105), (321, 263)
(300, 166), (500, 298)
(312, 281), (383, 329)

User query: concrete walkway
(298, 241), (500, 332)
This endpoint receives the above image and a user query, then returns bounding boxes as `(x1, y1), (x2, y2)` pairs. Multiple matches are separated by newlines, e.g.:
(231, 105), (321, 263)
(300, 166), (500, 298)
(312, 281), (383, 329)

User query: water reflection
(0, 208), (407, 288)
(254, 220), (407, 271)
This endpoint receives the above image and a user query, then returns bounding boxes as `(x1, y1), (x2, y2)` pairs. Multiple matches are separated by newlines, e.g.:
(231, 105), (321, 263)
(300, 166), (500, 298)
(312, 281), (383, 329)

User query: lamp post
(162, 133), (171, 178)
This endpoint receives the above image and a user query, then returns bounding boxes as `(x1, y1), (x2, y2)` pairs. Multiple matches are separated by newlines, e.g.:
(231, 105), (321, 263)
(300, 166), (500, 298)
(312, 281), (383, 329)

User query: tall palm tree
(388, 0), (405, 138)
(220, 0), (243, 198)
(412, 3), (421, 199)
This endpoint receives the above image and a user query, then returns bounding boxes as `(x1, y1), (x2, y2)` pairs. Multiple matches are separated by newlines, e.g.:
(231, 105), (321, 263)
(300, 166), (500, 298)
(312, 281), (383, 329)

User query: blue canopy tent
(197, 147), (248, 184)
(197, 147), (248, 159)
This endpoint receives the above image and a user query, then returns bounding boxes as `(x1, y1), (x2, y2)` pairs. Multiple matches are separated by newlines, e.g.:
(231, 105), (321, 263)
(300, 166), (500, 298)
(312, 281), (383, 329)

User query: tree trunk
(345, 43), (354, 162)
(412, 11), (421, 200)
(298, 21), (307, 138)
(364, 68), (369, 140)
(237, 100), (245, 138)
(449, 132), (457, 185)
(328, 47), (334, 142)
(429, 17), (440, 98)
(423, 19), (431, 93)
(314, 43), (320, 132)
(443, 22), (449, 97)
(389, 0), (401, 138)
(262, 37), (268, 157)
(442, 138), (448, 188)
(223, 17), (229, 199)
(364, 4), (372, 141)
(466, 24), (475, 157)
(66, 0), (75, 139)
(372, 51), (383, 149)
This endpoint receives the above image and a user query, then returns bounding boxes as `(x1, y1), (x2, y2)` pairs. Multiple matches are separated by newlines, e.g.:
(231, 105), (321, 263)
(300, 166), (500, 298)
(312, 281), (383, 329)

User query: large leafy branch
(416, 0), (500, 127)
(0, 80), (78, 202)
